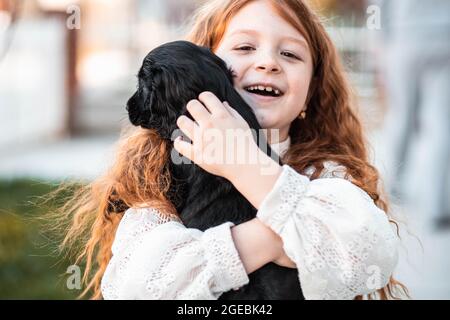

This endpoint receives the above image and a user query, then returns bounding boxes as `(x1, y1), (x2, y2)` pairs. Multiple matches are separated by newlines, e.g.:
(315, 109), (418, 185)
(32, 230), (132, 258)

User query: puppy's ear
(126, 56), (186, 139)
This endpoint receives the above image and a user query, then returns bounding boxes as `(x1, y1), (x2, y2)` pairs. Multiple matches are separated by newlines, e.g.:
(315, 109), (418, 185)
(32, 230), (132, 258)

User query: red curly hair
(51, 0), (408, 299)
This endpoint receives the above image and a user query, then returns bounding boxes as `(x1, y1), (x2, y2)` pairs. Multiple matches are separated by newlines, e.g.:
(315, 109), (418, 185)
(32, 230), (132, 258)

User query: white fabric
(101, 208), (249, 299)
(256, 164), (398, 299)
(101, 141), (399, 300)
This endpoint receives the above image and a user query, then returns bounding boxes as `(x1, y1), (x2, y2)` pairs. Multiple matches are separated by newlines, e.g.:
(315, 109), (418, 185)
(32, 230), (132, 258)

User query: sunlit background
(0, 0), (449, 299)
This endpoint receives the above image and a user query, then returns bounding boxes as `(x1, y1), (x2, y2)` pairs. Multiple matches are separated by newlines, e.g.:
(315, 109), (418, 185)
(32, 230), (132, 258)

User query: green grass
(0, 179), (81, 299)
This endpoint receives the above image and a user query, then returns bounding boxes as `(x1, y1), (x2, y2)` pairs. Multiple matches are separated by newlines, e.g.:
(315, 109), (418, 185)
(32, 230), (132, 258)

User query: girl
(57, 0), (408, 299)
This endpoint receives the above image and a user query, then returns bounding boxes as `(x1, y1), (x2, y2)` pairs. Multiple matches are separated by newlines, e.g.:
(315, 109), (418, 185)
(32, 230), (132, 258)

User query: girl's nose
(255, 52), (281, 74)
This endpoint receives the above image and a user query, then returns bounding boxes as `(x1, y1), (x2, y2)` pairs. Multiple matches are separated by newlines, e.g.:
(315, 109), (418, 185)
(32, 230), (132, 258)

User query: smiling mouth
(244, 85), (284, 97)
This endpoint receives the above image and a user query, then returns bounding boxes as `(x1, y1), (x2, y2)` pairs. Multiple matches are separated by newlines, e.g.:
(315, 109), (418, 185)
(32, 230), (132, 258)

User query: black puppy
(126, 40), (303, 300)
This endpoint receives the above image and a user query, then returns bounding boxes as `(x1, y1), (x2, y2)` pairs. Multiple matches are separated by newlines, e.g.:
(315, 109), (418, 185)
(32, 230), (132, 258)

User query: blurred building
(0, 0), (202, 151)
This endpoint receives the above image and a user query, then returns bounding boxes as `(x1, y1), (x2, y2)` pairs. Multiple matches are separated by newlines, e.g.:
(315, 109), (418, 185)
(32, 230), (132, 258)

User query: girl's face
(215, 0), (314, 142)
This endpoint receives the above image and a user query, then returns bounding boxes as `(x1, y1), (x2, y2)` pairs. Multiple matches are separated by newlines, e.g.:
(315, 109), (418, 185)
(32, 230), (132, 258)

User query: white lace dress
(101, 139), (399, 300)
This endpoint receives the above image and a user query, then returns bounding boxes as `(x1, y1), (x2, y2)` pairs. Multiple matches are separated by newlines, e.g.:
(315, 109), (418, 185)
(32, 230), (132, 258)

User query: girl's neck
(269, 136), (291, 158)
(265, 127), (289, 144)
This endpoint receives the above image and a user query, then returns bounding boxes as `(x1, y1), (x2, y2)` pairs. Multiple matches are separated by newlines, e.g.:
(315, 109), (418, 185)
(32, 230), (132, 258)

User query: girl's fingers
(173, 136), (195, 162)
(223, 101), (239, 119)
(176, 115), (198, 142)
(224, 101), (247, 124)
(198, 91), (231, 116)
(186, 99), (211, 126)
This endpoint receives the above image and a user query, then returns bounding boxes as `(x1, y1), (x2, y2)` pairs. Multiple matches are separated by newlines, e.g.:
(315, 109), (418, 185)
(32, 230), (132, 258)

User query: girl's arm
(175, 92), (399, 299)
(175, 92), (295, 271)
(230, 216), (294, 274)
(225, 159), (297, 271)
(102, 207), (290, 299)
(255, 163), (399, 299)
(102, 207), (253, 299)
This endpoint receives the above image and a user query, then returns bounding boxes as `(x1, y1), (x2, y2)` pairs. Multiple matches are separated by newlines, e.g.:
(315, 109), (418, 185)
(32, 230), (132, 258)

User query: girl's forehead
(223, 1), (307, 43)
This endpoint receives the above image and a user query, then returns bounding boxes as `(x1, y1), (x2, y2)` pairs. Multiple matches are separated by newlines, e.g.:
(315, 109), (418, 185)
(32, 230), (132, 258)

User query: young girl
(58, 0), (408, 299)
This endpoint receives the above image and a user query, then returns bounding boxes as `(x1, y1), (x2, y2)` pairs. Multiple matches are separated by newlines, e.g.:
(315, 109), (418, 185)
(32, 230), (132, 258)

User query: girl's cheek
(232, 61), (250, 79)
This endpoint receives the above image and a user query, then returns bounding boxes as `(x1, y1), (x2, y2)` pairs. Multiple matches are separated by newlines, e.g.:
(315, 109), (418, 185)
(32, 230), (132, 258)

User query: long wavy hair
(50, 0), (408, 299)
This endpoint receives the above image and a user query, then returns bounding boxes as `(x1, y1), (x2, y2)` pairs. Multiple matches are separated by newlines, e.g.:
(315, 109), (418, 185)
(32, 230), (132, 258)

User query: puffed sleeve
(256, 164), (399, 300)
(101, 207), (249, 299)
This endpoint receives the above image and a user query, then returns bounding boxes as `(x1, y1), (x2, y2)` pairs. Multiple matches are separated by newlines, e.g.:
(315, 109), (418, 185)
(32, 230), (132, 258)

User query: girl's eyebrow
(229, 29), (309, 51)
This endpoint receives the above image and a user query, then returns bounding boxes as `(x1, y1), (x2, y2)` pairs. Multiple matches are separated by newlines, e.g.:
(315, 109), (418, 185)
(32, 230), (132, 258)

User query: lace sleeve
(257, 165), (399, 300)
(101, 207), (249, 299)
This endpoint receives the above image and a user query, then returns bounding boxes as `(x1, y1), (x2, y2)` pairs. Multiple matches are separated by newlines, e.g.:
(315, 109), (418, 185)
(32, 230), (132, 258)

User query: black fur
(126, 40), (303, 300)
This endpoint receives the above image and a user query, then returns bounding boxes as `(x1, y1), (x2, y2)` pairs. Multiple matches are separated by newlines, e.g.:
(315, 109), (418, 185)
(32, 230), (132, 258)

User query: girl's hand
(174, 91), (282, 209)
(174, 91), (261, 181)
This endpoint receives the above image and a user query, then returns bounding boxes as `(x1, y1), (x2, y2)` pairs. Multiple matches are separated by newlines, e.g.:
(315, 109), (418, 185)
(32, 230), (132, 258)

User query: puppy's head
(127, 40), (249, 140)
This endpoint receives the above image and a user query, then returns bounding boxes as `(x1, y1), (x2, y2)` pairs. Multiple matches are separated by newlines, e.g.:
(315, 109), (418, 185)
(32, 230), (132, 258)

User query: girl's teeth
(245, 85), (282, 96)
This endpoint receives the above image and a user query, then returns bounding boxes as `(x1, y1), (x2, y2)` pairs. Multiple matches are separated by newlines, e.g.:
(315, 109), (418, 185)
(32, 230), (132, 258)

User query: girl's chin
(253, 110), (275, 128)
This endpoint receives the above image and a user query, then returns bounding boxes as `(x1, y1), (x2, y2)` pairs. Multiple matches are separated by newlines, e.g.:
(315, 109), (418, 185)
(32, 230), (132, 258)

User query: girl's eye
(236, 46), (255, 51)
(235, 47), (301, 60)
(282, 51), (301, 60)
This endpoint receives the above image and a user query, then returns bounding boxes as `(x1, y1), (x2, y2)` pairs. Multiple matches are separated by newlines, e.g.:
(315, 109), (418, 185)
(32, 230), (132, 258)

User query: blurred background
(0, 0), (448, 299)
